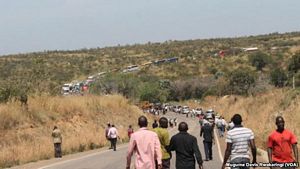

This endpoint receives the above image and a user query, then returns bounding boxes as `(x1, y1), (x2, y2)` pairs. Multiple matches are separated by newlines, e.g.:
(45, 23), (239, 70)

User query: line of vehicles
(61, 57), (178, 95)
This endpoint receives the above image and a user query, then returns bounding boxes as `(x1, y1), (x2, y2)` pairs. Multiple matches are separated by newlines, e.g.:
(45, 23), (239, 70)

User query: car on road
(62, 83), (72, 94)
(182, 106), (190, 114)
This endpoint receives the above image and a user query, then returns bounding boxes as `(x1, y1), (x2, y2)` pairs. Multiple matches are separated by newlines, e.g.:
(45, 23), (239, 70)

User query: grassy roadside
(198, 88), (300, 152)
(0, 95), (149, 168)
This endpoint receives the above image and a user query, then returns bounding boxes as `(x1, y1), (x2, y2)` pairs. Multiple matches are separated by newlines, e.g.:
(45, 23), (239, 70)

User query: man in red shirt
(267, 116), (298, 169)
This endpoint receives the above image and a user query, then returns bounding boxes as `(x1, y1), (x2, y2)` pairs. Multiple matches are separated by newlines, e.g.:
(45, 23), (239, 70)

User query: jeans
(111, 138), (117, 151)
(230, 158), (250, 169)
(203, 141), (212, 160)
(54, 143), (62, 158)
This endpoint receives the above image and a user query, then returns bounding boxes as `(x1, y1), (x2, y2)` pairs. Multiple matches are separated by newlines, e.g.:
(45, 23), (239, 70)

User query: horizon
(1, 0), (300, 56)
(1, 31), (298, 57)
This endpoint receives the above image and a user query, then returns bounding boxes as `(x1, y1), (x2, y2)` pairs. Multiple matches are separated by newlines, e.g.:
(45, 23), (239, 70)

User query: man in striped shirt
(221, 114), (257, 169)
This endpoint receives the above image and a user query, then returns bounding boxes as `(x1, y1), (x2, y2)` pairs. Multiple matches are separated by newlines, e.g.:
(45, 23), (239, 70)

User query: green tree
(228, 69), (256, 95)
(248, 51), (270, 71)
(270, 68), (287, 87)
(288, 53), (300, 88)
(138, 82), (160, 103)
(288, 53), (300, 73)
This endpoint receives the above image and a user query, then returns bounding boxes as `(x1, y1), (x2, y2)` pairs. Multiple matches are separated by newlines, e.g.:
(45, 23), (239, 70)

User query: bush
(228, 69), (256, 95)
(138, 82), (167, 103)
(248, 51), (271, 71)
(270, 68), (287, 87)
(288, 53), (300, 73)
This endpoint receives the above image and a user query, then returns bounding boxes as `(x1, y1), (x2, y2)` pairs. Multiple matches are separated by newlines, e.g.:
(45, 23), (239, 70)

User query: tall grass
(199, 89), (300, 151)
(0, 94), (146, 168)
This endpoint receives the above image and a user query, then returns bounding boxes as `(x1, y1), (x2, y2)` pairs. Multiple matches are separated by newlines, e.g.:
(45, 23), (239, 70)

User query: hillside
(1, 32), (300, 102)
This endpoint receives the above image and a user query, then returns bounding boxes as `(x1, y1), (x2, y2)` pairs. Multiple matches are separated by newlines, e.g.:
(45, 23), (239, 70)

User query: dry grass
(198, 89), (300, 151)
(0, 95), (148, 168)
(290, 45), (300, 53)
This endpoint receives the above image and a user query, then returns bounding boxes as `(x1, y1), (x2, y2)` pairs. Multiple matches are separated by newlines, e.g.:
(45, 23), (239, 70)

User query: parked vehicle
(62, 83), (72, 95)
(122, 65), (139, 73)
(182, 106), (190, 114)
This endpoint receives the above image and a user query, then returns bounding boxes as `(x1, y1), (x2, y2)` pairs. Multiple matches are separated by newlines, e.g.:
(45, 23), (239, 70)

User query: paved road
(12, 112), (223, 169)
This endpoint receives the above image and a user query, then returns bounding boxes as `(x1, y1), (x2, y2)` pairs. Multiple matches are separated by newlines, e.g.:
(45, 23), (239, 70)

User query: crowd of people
(50, 108), (298, 169)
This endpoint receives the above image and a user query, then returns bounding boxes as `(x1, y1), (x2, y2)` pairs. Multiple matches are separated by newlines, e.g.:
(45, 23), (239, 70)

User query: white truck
(62, 83), (72, 95)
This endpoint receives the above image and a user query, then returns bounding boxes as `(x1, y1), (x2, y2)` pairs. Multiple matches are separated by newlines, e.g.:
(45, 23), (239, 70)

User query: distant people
(169, 118), (174, 128)
(220, 117), (227, 137)
(200, 120), (214, 161)
(216, 116), (226, 137)
(174, 118), (177, 126)
(198, 113), (204, 126)
(227, 121), (234, 131)
(216, 117), (223, 137)
(267, 116), (298, 169)
(153, 117), (171, 169)
(105, 123), (113, 149)
(221, 114), (257, 169)
(52, 126), (62, 158)
(168, 122), (203, 169)
(126, 116), (162, 169)
(107, 124), (119, 151)
(127, 125), (134, 139)
(152, 120), (159, 129)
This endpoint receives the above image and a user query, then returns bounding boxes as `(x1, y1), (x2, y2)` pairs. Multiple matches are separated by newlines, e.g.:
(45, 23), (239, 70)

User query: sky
(0, 0), (300, 56)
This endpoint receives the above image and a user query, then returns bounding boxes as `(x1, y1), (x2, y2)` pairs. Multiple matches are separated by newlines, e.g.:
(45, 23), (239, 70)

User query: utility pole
(293, 75), (295, 89)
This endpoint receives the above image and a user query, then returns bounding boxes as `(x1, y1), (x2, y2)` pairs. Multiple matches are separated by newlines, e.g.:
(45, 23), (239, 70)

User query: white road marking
(215, 129), (231, 169)
(214, 129), (224, 162)
(38, 144), (128, 169)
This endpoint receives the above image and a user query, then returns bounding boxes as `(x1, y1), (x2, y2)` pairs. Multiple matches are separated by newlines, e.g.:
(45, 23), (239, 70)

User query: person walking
(200, 120), (214, 161)
(126, 116), (162, 169)
(221, 114), (257, 169)
(105, 122), (113, 149)
(216, 117), (223, 137)
(152, 119), (159, 129)
(107, 124), (119, 151)
(153, 117), (171, 169)
(127, 125), (134, 139)
(52, 126), (62, 158)
(267, 116), (298, 169)
(220, 116), (227, 137)
(168, 122), (204, 169)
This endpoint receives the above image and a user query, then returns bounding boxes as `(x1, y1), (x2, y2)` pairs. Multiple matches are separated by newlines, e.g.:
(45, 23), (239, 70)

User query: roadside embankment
(0, 94), (147, 168)
(199, 89), (300, 153)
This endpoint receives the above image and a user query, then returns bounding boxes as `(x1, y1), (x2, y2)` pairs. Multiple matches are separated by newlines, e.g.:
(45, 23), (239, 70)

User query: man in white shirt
(221, 114), (256, 169)
(107, 124), (119, 151)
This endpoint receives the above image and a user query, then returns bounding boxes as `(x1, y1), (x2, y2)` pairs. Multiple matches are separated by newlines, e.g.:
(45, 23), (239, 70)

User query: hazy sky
(1, 0), (300, 55)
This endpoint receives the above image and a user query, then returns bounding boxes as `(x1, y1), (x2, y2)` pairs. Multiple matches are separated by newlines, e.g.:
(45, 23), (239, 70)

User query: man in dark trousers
(105, 123), (113, 149)
(200, 120), (214, 161)
(52, 126), (62, 158)
(107, 124), (119, 151)
(168, 122), (204, 169)
(267, 116), (298, 169)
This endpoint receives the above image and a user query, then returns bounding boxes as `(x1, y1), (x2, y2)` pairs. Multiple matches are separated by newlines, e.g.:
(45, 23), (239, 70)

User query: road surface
(11, 112), (223, 169)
